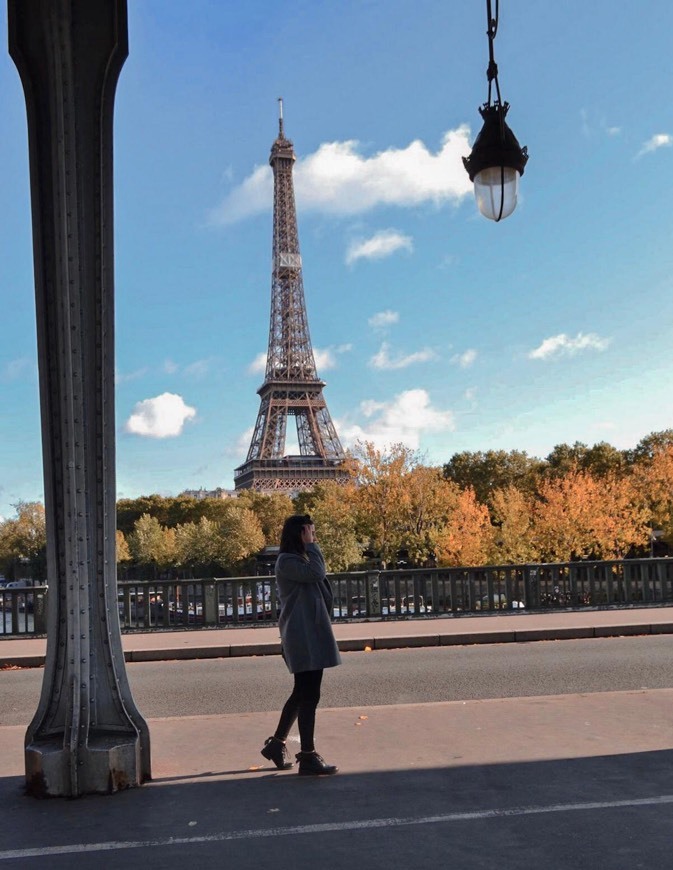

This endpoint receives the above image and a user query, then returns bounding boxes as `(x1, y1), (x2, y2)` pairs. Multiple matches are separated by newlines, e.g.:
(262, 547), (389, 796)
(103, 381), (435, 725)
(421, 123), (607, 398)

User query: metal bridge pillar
(8, 0), (151, 796)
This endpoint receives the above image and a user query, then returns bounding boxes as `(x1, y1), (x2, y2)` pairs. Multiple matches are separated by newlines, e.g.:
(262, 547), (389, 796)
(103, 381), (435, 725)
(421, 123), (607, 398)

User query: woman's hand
(301, 523), (316, 545)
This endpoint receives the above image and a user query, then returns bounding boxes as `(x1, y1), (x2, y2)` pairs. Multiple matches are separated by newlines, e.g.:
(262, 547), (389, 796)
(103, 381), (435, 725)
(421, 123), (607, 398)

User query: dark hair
(279, 514), (313, 555)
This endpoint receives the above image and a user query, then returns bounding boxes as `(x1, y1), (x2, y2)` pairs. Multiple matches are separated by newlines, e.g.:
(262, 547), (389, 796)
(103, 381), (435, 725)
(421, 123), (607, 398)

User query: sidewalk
(0, 688), (672, 867)
(1, 605), (672, 668)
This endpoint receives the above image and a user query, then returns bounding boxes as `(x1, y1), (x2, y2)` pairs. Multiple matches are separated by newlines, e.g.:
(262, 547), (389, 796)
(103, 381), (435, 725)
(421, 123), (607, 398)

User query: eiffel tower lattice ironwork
(234, 101), (348, 493)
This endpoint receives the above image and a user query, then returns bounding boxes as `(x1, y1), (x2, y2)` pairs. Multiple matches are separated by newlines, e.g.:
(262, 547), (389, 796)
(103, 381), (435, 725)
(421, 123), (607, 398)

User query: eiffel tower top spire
(264, 98), (318, 385)
(234, 103), (348, 494)
(277, 96), (285, 138)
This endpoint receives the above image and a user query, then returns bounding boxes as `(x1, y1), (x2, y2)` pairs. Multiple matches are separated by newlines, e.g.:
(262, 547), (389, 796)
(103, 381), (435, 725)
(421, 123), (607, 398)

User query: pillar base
(26, 732), (149, 798)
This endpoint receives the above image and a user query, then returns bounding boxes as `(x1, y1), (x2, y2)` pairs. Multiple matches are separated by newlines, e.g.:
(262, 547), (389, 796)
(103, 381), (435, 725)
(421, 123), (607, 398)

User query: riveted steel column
(8, 0), (151, 797)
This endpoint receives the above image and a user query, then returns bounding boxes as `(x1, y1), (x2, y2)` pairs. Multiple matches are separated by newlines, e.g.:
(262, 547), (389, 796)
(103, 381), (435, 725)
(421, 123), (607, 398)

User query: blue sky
(1, 1), (673, 520)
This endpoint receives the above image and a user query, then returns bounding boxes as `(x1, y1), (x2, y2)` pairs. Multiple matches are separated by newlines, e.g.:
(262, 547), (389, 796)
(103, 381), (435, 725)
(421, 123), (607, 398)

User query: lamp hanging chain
(486, 0), (502, 108)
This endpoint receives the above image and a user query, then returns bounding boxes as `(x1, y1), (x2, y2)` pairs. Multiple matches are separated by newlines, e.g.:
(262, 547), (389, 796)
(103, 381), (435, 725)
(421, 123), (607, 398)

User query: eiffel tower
(234, 101), (348, 494)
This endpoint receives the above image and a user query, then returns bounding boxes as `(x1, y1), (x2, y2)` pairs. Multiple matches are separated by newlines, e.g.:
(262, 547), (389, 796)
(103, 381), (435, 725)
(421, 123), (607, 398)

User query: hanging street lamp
(463, 0), (529, 221)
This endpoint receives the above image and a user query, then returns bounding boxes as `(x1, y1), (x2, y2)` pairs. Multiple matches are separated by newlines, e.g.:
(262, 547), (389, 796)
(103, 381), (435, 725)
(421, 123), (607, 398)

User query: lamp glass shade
(474, 165), (519, 221)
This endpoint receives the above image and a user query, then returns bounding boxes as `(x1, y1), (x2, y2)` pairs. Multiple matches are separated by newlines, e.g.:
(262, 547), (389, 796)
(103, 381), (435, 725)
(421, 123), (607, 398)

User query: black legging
(274, 669), (324, 752)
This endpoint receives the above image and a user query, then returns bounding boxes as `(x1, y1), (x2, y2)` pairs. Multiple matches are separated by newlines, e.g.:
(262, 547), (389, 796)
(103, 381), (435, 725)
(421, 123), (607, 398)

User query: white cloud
(346, 230), (413, 265)
(229, 427), (254, 458)
(209, 126), (474, 225)
(451, 348), (477, 368)
(369, 341), (438, 370)
(183, 359), (210, 378)
(313, 348), (336, 371)
(115, 367), (148, 385)
(528, 332), (611, 361)
(124, 393), (196, 438)
(636, 134), (672, 158)
(368, 310), (399, 329)
(580, 108), (591, 139)
(339, 389), (455, 451)
(163, 359), (179, 374)
(247, 352), (267, 375)
(1, 358), (33, 382)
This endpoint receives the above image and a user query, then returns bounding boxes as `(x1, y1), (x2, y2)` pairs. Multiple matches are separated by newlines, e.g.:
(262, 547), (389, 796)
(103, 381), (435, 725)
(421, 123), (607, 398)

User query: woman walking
(260, 514), (341, 775)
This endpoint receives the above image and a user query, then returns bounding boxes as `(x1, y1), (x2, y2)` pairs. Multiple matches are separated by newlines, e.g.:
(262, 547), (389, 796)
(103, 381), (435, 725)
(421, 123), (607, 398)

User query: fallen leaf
(358, 715), (368, 720)
(249, 765), (263, 770)
(364, 646), (372, 652)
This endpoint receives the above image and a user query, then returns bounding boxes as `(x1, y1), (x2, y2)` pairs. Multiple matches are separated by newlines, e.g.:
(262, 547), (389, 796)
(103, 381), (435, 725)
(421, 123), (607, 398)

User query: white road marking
(1, 794), (672, 860)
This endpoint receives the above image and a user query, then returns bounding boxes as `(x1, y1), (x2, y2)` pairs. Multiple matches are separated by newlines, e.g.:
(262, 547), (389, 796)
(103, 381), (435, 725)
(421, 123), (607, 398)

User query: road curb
(2, 620), (672, 669)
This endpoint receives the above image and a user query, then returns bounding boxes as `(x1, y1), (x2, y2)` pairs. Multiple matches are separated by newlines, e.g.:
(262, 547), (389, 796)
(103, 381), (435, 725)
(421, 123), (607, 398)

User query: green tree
(174, 517), (221, 570)
(304, 481), (362, 571)
(0, 501), (47, 581)
(117, 495), (177, 535)
(544, 441), (627, 478)
(175, 505), (265, 572)
(629, 429), (673, 464)
(127, 513), (176, 571)
(443, 449), (543, 506)
(235, 490), (294, 546)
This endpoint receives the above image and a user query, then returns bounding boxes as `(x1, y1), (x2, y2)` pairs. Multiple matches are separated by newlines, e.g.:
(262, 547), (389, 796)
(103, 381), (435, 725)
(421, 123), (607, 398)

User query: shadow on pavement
(0, 749), (672, 869)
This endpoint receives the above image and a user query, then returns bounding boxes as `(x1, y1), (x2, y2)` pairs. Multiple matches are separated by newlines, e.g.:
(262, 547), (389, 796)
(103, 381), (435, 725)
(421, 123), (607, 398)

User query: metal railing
(0, 585), (48, 636)
(2, 558), (672, 637)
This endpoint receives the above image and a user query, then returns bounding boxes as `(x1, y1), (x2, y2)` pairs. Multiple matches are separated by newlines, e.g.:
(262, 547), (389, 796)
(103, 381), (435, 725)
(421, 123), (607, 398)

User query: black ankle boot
(261, 736), (293, 770)
(296, 751), (338, 776)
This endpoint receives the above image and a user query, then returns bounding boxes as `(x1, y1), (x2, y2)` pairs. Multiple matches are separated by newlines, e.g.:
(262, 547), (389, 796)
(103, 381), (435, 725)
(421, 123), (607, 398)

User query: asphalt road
(1, 634), (672, 726)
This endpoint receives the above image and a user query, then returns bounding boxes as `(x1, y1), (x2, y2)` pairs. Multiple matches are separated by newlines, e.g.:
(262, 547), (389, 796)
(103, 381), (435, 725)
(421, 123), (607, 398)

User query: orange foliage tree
(533, 469), (649, 561)
(433, 487), (493, 567)
(350, 441), (418, 568)
(630, 445), (673, 546)
(488, 485), (539, 564)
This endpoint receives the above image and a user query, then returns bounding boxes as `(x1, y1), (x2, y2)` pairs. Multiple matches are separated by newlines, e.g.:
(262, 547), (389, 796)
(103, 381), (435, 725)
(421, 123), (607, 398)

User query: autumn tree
(433, 487), (493, 567)
(0, 501), (47, 581)
(350, 441), (419, 568)
(488, 485), (539, 564)
(630, 444), (673, 547)
(589, 475), (650, 558)
(116, 530), (131, 563)
(400, 466), (460, 566)
(532, 471), (648, 562)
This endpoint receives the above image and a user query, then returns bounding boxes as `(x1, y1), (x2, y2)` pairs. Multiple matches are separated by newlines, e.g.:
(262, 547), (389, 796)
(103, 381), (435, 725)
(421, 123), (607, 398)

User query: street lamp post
(463, 0), (529, 221)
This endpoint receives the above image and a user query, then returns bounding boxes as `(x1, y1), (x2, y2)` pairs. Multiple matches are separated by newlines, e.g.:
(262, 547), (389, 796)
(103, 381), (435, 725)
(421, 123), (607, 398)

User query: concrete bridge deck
(1, 607), (672, 868)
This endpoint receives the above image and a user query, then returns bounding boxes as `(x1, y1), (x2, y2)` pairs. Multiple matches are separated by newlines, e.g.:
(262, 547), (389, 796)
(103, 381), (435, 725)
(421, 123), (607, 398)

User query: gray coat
(276, 543), (342, 674)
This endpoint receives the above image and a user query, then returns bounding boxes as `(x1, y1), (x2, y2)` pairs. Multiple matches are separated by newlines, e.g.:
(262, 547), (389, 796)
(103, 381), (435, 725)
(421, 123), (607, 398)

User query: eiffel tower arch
(235, 101), (349, 494)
